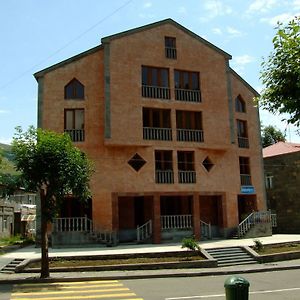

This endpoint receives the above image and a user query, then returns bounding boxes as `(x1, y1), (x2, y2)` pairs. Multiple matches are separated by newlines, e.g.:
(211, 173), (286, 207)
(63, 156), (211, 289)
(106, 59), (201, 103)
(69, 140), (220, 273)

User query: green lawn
(254, 243), (300, 254)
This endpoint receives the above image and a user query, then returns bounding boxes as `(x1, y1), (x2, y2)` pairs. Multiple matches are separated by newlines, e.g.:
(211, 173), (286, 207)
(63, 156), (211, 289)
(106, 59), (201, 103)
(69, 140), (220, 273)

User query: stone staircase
(205, 247), (257, 267)
(0, 258), (25, 273)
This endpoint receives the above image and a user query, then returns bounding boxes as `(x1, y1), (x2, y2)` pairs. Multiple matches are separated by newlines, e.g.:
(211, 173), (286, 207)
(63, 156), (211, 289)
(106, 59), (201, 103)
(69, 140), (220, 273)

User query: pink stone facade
(35, 19), (266, 243)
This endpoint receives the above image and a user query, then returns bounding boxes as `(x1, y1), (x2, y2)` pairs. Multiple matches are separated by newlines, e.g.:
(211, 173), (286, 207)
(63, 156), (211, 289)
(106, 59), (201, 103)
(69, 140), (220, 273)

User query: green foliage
(12, 126), (93, 221)
(253, 239), (264, 252)
(0, 173), (22, 197)
(260, 16), (300, 127)
(181, 236), (201, 252)
(261, 125), (286, 148)
(0, 235), (34, 247)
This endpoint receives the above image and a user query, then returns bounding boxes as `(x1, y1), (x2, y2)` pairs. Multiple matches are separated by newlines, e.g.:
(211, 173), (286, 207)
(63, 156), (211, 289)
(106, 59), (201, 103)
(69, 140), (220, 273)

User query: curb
(1, 264), (300, 285)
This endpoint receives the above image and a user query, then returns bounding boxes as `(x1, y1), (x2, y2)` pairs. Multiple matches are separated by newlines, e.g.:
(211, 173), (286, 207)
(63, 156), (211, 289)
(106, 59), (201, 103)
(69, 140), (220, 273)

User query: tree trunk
(40, 189), (50, 278)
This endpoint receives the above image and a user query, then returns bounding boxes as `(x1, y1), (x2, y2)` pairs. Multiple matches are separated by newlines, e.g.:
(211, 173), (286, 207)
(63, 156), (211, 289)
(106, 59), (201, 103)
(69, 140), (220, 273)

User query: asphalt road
(1, 269), (300, 299)
(122, 269), (300, 300)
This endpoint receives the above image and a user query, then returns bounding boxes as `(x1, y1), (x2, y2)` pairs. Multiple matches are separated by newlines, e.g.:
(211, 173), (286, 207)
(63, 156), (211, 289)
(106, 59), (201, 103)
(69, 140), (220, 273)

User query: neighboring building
(34, 19), (266, 245)
(0, 187), (37, 238)
(263, 142), (300, 233)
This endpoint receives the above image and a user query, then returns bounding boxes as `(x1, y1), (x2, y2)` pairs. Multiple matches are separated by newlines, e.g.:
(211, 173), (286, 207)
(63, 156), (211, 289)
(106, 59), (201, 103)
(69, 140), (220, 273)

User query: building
(0, 186), (36, 238)
(263, 142), (300, 233)
(34, 19), (266, 245)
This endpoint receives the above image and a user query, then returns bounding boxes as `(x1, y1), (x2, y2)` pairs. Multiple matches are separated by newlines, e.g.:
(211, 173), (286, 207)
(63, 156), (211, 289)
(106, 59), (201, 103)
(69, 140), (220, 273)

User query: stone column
(152, 193), (161, 244)
(192, 193), (200, 240)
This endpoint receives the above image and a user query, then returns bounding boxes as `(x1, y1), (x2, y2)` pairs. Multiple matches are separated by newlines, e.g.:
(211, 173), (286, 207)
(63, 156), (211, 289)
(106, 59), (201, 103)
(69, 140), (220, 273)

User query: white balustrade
(161, 215), (192, 230)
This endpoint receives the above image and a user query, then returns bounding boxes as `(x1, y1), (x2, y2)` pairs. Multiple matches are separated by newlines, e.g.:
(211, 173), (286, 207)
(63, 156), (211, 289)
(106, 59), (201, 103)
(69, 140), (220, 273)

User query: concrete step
(206, 247), (257, 267)
(0, 259), (25, 273)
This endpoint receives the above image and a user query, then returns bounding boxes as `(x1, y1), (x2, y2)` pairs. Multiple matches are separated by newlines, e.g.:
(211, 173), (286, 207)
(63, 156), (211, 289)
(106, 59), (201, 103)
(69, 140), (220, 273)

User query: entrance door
(238, 195), (257, 223)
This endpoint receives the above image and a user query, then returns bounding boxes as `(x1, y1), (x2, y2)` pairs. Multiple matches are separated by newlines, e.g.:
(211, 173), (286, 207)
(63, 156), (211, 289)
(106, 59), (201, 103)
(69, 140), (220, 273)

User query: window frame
(64, 78), (85, 100)
(142, 66), (169, 87)
(174, 70), (200, 90)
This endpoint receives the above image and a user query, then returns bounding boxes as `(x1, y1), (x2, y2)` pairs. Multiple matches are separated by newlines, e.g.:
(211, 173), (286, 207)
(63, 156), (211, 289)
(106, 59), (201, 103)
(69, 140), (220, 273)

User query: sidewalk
(1, 234), (300, 284)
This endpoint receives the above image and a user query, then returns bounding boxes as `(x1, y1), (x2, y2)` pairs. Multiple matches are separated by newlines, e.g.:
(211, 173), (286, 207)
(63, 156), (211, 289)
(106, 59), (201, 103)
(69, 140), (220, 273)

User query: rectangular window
(239, 156), (251, 185)
(265, 175), (273, 189)
(64, 109), (85, 142)
(237, 119), (249, 148)
(165, 37), (177, 59)
(142, 66), (169, 87)
(155, 150), (174, 184)
(143, 108), (171, 128)
(176, 110), (202, 130)
(177, 151), (195, 171)
(174, 70), (199, 90)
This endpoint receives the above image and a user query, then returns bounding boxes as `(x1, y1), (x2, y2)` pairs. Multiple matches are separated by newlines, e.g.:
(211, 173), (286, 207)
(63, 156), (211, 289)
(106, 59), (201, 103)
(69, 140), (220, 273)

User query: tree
(260, 16), (300, 127)
(12, 126), (92, 278)
(261, 125), (286, 148)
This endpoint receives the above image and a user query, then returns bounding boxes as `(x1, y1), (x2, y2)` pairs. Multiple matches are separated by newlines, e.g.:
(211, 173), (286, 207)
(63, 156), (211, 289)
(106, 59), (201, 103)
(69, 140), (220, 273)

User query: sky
(0, 0), (299, 144)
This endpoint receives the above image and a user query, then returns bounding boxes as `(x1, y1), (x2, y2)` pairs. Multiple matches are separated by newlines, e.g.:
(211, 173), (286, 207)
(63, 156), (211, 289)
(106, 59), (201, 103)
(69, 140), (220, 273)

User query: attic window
(202, 157), (214, 172)
(65, 78), (84, 100)
(165, 37), (177, 59)
(128, 153), (146, 172)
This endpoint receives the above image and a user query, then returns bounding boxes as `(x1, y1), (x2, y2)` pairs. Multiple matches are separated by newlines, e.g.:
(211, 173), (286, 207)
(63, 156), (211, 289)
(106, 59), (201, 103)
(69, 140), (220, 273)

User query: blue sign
(241, 186), (255, 194)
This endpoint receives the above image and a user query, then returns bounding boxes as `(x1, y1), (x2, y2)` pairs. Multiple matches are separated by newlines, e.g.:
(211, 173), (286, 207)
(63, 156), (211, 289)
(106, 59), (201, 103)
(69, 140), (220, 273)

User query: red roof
(263, 142), (300, 158)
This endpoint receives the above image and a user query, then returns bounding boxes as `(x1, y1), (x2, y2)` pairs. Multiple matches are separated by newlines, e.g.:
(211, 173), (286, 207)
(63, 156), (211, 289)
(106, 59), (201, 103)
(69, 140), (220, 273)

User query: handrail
(238, 211), (271, 238)
(200, 220), (212, 239)
(137, 220), (152, 242)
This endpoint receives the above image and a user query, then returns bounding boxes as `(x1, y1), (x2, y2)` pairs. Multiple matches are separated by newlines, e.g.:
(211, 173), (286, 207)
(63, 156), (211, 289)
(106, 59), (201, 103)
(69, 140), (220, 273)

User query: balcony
(142, 85), (170, 100)
(238, 137), (249, 148)
(143, 127), (172, 141)
(161, 215), (192, 230)
(155, 170), (174, 184)
(64, 129), (85, 142)
(165, 47), (177, 59)
(240, 174), (252, 186)
(178, 171), (196, 184)
(175, 88), (201, 102)
(177, 129), (204, 142)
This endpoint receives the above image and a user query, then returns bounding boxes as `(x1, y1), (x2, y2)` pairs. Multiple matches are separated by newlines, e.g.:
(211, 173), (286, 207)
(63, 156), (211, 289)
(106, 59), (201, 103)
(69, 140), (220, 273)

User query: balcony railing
(143, 127), (172, 141)
(177, 129), (204, 142)
(64, 129), (85, 142)
(238, 136), (249, 148)
(165, 47), (177, 59)
(240, 174), (252, 186)
(178, 170), (196, 183)
(53, 216), (92, 232)
(175, 88), (201, 102)
(155, 170), (174, 184)
(161, 215), (192, 230)
(142, 85), (170, 99)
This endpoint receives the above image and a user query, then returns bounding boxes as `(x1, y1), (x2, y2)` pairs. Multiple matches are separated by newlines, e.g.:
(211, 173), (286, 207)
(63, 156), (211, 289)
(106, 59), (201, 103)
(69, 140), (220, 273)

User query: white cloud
(212, 28), (222, 35)
(261, 13), (297, 26)
(247, 0), (278, 13)
(0, 137), (12, 145)
(293, 0), (300, 10)
(143, 2), (152, 9)
(226, 26), (243, 37)
(201, 0), (233, 20)
(231, 55), (255, 74)
(0, 109), (9, 114)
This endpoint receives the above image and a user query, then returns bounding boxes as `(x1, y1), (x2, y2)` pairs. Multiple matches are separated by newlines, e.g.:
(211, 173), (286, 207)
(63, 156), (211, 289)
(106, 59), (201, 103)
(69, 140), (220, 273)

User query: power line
(0, 0), (134, 91)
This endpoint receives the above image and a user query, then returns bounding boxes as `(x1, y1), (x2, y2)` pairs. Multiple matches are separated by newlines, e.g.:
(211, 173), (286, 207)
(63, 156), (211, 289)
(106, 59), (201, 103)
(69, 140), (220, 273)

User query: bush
(181, 236), (201, 252)
(253, 239), (264, 251)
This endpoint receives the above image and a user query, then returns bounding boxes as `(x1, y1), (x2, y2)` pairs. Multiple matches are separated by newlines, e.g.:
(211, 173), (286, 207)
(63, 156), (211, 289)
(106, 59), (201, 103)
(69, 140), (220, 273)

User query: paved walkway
(1, 234), (300, 283)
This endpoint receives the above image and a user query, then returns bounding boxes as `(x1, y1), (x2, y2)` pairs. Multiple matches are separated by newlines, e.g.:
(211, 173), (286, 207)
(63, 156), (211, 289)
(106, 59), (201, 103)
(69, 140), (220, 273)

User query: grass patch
(0, 235), (34, 248)
(28, 255), (205, 269)
(254, 243), (300, 254)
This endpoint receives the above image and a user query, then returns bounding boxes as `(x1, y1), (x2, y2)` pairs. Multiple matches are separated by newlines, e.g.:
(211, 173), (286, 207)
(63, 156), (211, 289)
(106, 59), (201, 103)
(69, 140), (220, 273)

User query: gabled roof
(34, 45), (103, 80)
(101, 18), (232, 59)
(263, 141), (300, 158)
(230, 68), (260, 97)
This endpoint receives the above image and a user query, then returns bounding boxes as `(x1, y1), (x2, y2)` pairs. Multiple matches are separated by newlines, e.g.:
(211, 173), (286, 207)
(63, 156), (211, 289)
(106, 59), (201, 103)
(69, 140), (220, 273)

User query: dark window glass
(64, 109), (84, 130)
(165, 37), (176, 48)
(178, 151), (194, 171)
(239, 157), (250, 174)
(65, 78), (84, 99)
(155, 150), (173, 170)
(202, 157), (214, 172)
(237, 120), (248, 137)
(143, 108), (171, 128)
(176, 110), (202, 130)
(235, 96), (246, 113)
(174, 70), (200, 90)
(142, 66), (169, 87)
(128, 153), (146, 172)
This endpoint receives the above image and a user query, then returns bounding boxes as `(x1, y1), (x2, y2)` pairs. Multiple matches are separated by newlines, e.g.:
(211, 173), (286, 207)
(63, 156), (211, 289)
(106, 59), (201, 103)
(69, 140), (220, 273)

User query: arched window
(64, 78), (84, 99)
(235, 95), (246, 113)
